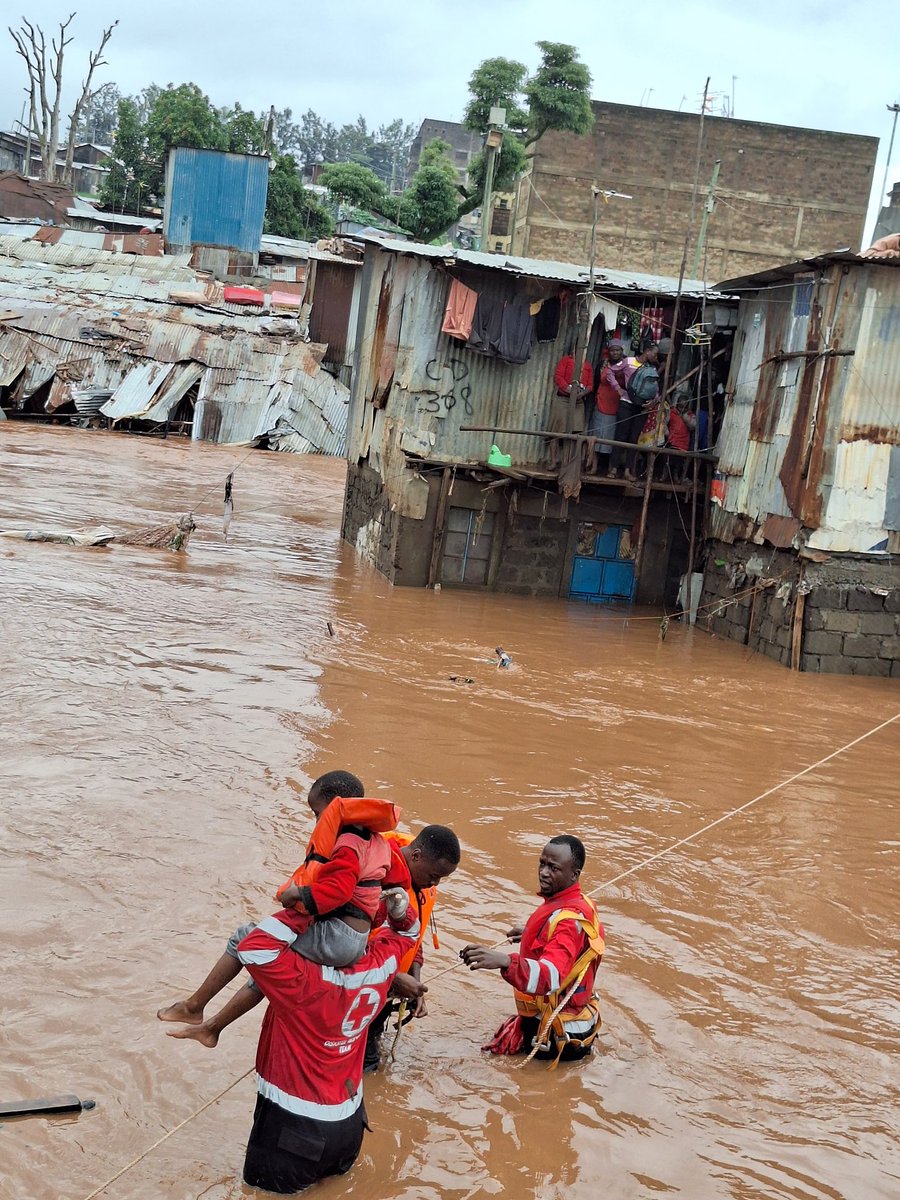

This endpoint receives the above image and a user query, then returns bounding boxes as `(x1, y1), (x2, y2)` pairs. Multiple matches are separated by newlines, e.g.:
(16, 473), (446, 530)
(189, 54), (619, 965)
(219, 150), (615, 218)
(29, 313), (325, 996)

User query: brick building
(513, 102), (877, 280)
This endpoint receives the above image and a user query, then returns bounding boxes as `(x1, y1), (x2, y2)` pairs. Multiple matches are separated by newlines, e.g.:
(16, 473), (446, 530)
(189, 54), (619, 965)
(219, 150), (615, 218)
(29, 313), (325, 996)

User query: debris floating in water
(326, 621), (335, 638)
(0, 1094), (96, 1119)
(0, 514), (196, 552)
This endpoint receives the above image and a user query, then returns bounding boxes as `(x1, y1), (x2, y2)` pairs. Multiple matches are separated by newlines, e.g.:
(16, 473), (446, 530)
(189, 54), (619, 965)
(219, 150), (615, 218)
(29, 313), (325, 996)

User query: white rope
(80, 709), (898, 1195)
(587, 708), (899, 898)
(80, 1068), (253, 1200)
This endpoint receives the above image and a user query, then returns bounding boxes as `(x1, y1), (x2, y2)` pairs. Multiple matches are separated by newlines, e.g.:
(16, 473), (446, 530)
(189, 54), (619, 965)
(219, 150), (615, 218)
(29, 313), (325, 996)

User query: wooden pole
(684, 448), (700, 619)
(791, 575), (807, 671)
(632, 450), (657, 596)
(427, 467), (453, 588)
(459, 425), (718, 462)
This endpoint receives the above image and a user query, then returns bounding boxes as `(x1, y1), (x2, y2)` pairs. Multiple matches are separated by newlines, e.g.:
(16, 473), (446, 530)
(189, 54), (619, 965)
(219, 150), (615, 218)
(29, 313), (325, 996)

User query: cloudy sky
(3, 0), (897, 239)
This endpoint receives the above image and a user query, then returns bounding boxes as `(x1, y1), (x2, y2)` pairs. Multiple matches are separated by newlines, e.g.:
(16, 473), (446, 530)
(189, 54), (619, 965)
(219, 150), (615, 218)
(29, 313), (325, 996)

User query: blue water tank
(163, 147), (269, 253)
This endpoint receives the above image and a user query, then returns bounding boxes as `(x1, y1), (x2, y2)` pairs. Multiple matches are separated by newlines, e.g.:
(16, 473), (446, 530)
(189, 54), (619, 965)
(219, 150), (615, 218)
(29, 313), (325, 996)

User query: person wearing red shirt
(546, 354), (594, 469)
(237, 898), (423, 1193)
(590, 339), (639, 475)
(461, 836), (605, 1063)
(362, 825), (461, 1072)
(159, 770), (404, 1047)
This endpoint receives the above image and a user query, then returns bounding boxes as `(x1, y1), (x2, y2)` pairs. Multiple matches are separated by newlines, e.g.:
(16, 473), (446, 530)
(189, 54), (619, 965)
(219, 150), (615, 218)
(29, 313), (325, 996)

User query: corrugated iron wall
(308, 261), (356, 366)
(163, 148), (268, 254)
(713, 260), (900, 552)
(350, 247), (580, 474)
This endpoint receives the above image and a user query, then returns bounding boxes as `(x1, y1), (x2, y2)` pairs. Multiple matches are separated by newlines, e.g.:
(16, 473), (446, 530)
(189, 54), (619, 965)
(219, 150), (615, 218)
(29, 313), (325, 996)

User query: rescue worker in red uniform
(236, 894), (423, 1193)
(363, 824), (461, 1071)
(461, 835), (605, 1065)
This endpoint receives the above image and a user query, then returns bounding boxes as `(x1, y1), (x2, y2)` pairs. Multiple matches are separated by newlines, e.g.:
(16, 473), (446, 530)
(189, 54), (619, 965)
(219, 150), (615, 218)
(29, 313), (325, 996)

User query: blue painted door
(569, 522), (636, 604)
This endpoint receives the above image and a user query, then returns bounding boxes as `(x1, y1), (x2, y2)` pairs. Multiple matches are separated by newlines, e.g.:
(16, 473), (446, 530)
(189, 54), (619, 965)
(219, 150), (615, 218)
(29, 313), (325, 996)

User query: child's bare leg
(158, 922), (255, 1024)
(167, 981), (264, 1048)
(157, 952), (242, 1024)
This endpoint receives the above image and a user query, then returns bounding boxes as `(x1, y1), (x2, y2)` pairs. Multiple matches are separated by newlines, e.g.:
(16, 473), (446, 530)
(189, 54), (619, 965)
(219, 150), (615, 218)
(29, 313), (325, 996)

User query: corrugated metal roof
(361, 234), (729, 300)
(260, 234), (312, 260)
(142, 362), (205, 422)
(0, 235), (347, 454)
(101, 362), (176, 420)
(717, 250), (900, 291)
(67, 206), (162, 231)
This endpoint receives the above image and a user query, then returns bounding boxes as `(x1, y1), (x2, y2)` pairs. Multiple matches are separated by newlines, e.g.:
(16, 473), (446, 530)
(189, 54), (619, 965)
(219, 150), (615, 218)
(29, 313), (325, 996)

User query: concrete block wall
(521, 102), (876, 278)
(341, 462), (399, 582)
(494, 514), (569, 597)
(700, 539), (900, 677)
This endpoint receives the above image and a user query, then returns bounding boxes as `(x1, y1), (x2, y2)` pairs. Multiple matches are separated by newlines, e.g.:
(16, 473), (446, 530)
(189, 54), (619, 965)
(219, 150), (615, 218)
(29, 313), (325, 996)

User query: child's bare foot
(167, 1023), (219, 1048)
(157, 1000), (204, 1025)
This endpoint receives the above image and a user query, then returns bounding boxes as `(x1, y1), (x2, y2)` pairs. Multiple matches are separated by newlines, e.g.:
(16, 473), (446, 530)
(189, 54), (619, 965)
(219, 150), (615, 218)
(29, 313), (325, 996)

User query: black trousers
(612, 404), (644, 473)
(242, 1094), (366, 1194)
(520, 1016), (592, 1062)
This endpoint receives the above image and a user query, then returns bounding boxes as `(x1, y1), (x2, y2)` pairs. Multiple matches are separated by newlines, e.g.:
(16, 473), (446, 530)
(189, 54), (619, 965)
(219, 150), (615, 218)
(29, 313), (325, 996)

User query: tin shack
(343, 237), (735, 604)
(701, 251), (900, 676)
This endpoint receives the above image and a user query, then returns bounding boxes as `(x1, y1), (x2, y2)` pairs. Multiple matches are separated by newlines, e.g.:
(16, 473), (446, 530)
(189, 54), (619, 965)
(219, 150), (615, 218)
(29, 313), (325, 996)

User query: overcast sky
(3, 0), (898, 240)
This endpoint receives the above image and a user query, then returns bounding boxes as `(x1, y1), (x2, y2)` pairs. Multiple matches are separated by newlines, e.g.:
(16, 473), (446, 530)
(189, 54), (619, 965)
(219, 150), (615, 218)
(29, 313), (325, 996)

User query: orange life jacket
(275, 797), (401, 900)
(374, 830), (439, 974)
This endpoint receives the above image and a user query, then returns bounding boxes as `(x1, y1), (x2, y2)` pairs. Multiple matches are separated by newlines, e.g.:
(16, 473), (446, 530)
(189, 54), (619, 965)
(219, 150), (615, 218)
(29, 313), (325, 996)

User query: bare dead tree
(9, 13), (75, 181)
(63, 20), (117, 186)
(9, 14), (116, 187)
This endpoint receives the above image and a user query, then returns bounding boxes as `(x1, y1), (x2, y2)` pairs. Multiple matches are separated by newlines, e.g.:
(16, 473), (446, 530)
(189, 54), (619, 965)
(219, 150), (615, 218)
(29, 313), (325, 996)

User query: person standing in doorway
(591, 339), (639, 476)
(547, 352), (593, 470)
(612, 344), (660, 481)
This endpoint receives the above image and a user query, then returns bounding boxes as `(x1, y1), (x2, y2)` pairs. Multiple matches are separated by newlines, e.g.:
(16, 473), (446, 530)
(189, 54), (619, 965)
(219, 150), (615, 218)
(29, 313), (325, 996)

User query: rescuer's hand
(460, 944), (512, 972)
(383, 887), (411, 920)
(278, 884), (302, 908)
(391, 971), (427, 1002)
(506, 925), (525, 942)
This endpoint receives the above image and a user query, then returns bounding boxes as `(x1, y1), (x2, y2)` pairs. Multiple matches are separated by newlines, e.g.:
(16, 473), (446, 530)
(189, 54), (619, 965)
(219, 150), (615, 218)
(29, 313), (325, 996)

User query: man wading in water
(234, 894), (423, 1192)
(461, 835), (605, 1065)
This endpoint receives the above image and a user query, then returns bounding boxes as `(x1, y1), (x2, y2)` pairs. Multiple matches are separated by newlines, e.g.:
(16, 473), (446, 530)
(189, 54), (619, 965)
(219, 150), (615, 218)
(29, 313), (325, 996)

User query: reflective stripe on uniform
(256, 1073), (363, 1122)
(321, 954), (399, 990)
(256, 916), (297, 944)
(523, 958), (541, 992)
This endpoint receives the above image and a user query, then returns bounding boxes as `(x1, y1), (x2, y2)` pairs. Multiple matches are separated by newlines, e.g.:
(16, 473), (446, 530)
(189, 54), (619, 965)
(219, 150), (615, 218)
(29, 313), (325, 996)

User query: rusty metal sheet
(760, 514), (802, 547)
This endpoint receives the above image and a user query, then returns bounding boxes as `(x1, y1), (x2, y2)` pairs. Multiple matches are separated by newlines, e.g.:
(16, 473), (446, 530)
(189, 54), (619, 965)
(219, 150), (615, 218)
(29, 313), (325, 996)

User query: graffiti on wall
(414, 358), (473, 418)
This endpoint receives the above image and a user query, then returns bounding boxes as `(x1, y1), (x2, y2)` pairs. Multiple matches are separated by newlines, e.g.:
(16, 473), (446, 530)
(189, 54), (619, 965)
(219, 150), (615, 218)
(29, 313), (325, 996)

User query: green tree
(318, 161), (387, 212)
(143, 82), (227, 199)
(411, 40), (594, 244)
(264, 154), (334, 241)
(99, 97), (147, 211)
(398, 140), (461, 243)
(221, 103), (267, 154)
(334, 116), (373, 167)
(524, 41), (594, 143)
(463, 57), (529, 136)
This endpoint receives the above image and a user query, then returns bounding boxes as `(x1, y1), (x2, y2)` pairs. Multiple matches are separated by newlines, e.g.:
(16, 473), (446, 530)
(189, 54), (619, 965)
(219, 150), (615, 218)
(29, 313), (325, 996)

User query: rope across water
(79, 709), (899, 1199)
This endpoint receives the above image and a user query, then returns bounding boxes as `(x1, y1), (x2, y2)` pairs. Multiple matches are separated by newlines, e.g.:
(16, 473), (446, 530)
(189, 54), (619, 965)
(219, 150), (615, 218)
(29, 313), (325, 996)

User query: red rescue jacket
(238, 909), (419, 1121)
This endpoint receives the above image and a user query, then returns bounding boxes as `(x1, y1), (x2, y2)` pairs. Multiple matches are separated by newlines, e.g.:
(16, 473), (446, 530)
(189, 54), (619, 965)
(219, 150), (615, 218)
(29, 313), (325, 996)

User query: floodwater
(1, 425), (898, 1200)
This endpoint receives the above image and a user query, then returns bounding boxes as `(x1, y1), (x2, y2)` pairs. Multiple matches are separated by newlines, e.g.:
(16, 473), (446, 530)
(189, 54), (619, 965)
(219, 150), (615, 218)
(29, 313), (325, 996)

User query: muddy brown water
(1, 425), (898, 1200)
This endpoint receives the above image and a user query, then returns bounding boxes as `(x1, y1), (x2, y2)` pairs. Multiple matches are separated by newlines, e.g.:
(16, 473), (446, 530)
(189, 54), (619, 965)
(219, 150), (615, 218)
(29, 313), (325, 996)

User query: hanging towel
(497, 302), (535, 364)
(534, 294), (562, 342)
(466, 295), (504, 355)
(441, 278), (478, 341)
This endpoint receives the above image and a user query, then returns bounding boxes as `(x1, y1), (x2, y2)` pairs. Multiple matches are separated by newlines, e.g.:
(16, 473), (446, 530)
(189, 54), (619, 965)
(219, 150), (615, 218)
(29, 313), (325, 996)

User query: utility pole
(691, 158), (721, 279)
(568, 184), (601, 436)
(878, 102), (900, 208)
(480, 106), (506, 252)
